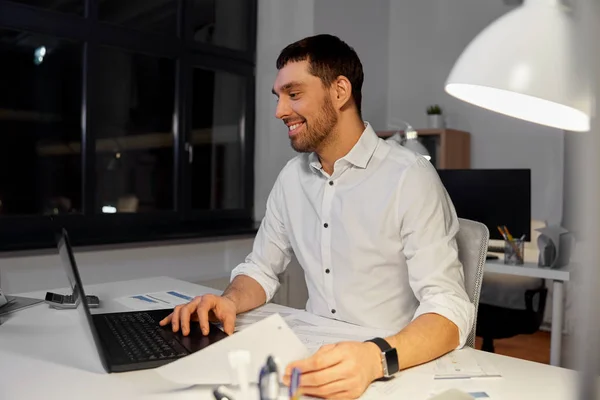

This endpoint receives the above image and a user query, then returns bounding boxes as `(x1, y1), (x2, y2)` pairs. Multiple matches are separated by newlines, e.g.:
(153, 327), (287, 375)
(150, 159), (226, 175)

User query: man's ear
(332, 75), (353, 111)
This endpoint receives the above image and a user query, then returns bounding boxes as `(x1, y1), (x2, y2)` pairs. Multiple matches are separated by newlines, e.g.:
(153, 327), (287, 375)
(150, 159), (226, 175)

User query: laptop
(55, 228), (228, 373)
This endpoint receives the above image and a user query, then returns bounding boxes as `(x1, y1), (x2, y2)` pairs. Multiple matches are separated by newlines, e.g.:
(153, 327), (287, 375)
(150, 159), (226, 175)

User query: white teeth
(288, 123), (303, 131)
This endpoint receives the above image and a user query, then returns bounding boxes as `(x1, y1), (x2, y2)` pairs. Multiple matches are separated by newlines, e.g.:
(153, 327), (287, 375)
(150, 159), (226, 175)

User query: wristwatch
(365, 337), (399, 378)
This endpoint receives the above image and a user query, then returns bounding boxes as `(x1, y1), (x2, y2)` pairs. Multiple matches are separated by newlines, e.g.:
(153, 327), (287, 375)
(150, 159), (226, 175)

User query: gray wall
(387, 0), (564, 224)
(314, 0), (390, 130)
(253, 0), (315, 221)
(0, 237), (254, 294)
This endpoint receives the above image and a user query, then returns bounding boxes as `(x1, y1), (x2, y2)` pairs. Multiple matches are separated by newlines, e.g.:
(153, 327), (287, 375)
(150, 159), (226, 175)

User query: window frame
(0, 0), (257, 251)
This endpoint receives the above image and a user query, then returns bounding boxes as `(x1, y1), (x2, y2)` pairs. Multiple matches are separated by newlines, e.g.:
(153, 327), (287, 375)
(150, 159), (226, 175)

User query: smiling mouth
(287, 121), (305, 137)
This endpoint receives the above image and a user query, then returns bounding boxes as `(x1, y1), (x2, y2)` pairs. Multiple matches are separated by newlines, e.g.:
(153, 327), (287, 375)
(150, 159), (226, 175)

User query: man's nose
(275, 98), (291, 120)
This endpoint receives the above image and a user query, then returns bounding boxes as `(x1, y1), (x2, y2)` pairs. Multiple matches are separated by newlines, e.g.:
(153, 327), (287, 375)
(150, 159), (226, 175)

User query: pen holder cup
(504, 239), (524, 265)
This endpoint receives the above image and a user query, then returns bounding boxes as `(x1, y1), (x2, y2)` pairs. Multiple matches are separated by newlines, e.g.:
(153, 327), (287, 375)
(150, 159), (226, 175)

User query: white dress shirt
(231, 123), (474, 347)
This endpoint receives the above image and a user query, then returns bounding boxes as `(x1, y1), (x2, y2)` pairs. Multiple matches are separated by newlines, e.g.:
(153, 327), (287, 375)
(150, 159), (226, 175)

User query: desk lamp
(445, 0), (597, 399)
(445, 0), (591, 132)
(386, 120), (431, 161)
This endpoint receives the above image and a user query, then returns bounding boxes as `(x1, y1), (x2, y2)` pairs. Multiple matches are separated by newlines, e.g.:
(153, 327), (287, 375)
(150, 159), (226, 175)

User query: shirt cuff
(412, 294), (475, 349)
(230, 264), (280, 303)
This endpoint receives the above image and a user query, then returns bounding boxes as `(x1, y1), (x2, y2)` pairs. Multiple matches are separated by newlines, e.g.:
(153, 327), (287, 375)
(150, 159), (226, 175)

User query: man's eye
(289, 92), (299, 99)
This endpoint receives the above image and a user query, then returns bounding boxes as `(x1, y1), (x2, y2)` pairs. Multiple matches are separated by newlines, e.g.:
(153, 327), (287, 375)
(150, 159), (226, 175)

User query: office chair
(456, 218), (490, 348)
(476, 280), (548, 353)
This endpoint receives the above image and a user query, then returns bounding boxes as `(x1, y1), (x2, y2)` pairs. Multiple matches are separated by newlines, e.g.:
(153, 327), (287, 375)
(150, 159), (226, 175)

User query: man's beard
(290, 95), (338, 153)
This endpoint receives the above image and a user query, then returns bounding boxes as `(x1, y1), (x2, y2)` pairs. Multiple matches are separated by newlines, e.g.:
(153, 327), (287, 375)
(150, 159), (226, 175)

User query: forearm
(222, 275), (268, 314)
(385, 313), (459, 370)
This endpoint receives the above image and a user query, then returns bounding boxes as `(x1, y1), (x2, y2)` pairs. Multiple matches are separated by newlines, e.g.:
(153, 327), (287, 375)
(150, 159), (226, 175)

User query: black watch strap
(366, 337), (392, 352)
(365, 337), (399, 377)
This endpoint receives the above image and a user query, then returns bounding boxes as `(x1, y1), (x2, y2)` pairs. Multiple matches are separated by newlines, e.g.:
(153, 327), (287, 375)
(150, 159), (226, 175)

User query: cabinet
(376, 129), (471, 169)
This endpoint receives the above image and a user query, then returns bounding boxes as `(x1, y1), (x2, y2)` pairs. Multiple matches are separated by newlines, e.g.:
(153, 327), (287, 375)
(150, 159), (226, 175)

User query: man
(160, 34), (474, 399)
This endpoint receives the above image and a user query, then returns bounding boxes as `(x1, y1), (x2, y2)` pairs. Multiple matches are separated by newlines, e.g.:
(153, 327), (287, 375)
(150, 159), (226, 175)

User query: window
(191, 0), (250, 51)
(0, 28), (82, 216)
(0, 0), (257, 250)
(7, 0), (83, 15)
(191, 68), (245, 210)
(98, 0), (178, 35)
(94, 47), (175, 213)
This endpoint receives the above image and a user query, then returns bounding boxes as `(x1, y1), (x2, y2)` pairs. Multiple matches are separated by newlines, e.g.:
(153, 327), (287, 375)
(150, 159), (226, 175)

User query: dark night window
(7, 0), (83, 15)
(0, 28), (82, 216)
(0, 0), (257, 250)
(98, 0), (178, 35)
(191, 68), (245, 210)
(94, 47), (175, 213)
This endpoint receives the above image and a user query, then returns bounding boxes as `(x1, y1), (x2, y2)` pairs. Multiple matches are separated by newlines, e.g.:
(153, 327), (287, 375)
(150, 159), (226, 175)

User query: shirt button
(328, 181), (334, 186)
(325, 269), (330, 274)
(323, 223), (329, 228)
(331, 309), (336, 314)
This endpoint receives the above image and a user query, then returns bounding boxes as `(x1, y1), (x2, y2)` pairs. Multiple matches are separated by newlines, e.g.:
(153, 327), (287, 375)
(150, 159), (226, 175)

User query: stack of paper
(433, 350), (501, 380)
(283, 312), (397, 354)
(233, 302), (297, 331)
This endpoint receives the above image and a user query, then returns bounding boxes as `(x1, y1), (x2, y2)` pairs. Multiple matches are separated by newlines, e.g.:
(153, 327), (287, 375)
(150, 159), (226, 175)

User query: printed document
(433, 349), (501, 379)
(283, 312), (396, 354)
(114, 290), (195, 310)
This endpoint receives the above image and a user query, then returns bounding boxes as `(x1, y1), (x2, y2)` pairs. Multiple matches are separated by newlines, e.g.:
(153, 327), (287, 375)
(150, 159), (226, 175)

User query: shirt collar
(343, 122), (379, 169)
(308, 122), (379, 172)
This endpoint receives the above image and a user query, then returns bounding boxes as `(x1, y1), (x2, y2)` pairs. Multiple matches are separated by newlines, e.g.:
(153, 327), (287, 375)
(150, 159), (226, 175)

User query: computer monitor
(436, 169), (531, 241)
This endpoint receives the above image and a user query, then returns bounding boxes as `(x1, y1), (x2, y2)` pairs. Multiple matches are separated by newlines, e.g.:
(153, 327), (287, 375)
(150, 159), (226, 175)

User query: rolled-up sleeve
(398, 158), (475, 348)
(230, 172), (293, 302)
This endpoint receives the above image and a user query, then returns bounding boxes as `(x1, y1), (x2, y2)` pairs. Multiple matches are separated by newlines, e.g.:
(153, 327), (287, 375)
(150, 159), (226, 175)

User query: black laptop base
(93, 308), (228, 373)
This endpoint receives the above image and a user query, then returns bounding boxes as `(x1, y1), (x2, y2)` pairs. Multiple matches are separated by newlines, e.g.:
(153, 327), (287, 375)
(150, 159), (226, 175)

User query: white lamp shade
(403, 138), (431, 161)
(445, 0), (591, 132)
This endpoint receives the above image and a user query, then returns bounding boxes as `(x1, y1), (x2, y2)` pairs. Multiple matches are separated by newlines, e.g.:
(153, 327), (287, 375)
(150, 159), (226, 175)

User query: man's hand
(282, 341), (383, 399)
(158, 294), (237, 336)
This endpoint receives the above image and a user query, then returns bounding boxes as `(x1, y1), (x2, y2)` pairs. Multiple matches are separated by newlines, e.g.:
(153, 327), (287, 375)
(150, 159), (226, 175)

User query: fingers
(298, 378), (350, 399)
(159, 312), (172, 326)
(220, 312), (236, 335)
(171, 304), (182, 332)
(164, 296), (203, 334)
(179, 302), (195, 336)
(159, 294), (234, 337)
(285, 344), (342, 377)
(197, 294), (218, 335)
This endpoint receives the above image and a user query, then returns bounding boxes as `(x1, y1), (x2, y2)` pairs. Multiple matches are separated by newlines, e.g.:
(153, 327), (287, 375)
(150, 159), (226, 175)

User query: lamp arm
(388, 119), (415, 132)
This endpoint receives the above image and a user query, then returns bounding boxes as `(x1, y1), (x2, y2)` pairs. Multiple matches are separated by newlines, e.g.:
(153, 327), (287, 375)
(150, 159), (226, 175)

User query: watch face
(384, 347), (399, 376)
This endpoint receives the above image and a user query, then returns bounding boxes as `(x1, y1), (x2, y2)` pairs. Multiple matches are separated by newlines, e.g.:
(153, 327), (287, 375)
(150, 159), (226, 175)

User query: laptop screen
(56, 229), (110, 372)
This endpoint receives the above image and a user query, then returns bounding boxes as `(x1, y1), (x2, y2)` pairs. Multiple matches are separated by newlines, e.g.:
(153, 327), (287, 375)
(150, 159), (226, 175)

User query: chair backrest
(456, 218), (489, 348)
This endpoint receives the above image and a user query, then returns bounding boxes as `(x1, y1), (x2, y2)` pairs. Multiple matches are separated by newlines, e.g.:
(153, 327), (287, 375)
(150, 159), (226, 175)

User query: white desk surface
(0, 276), (585, 399)
(485, 259), (570, 281)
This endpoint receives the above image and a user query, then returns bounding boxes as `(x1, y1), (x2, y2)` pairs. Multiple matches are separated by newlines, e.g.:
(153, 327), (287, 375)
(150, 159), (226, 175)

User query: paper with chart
(283, 312), (396, 354)
(433, 349), (501, 379)
(114, 290), (196, 310)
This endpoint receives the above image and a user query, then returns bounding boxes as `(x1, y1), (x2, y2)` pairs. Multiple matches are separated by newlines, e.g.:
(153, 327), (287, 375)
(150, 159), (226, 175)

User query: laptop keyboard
(103, 312), (188, 362)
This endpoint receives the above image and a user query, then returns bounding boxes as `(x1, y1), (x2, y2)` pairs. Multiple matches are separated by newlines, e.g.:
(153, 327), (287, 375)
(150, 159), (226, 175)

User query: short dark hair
(276, 34), (364, 116)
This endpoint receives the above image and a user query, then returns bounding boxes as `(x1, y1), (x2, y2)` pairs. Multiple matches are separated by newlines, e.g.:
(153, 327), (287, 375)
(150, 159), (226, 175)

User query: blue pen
(289, 368), (301, 400)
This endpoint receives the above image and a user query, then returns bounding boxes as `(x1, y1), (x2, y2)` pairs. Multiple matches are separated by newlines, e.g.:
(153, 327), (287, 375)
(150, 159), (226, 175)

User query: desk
(484, 260), (570, 367)
(0, 276), (581, 399)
